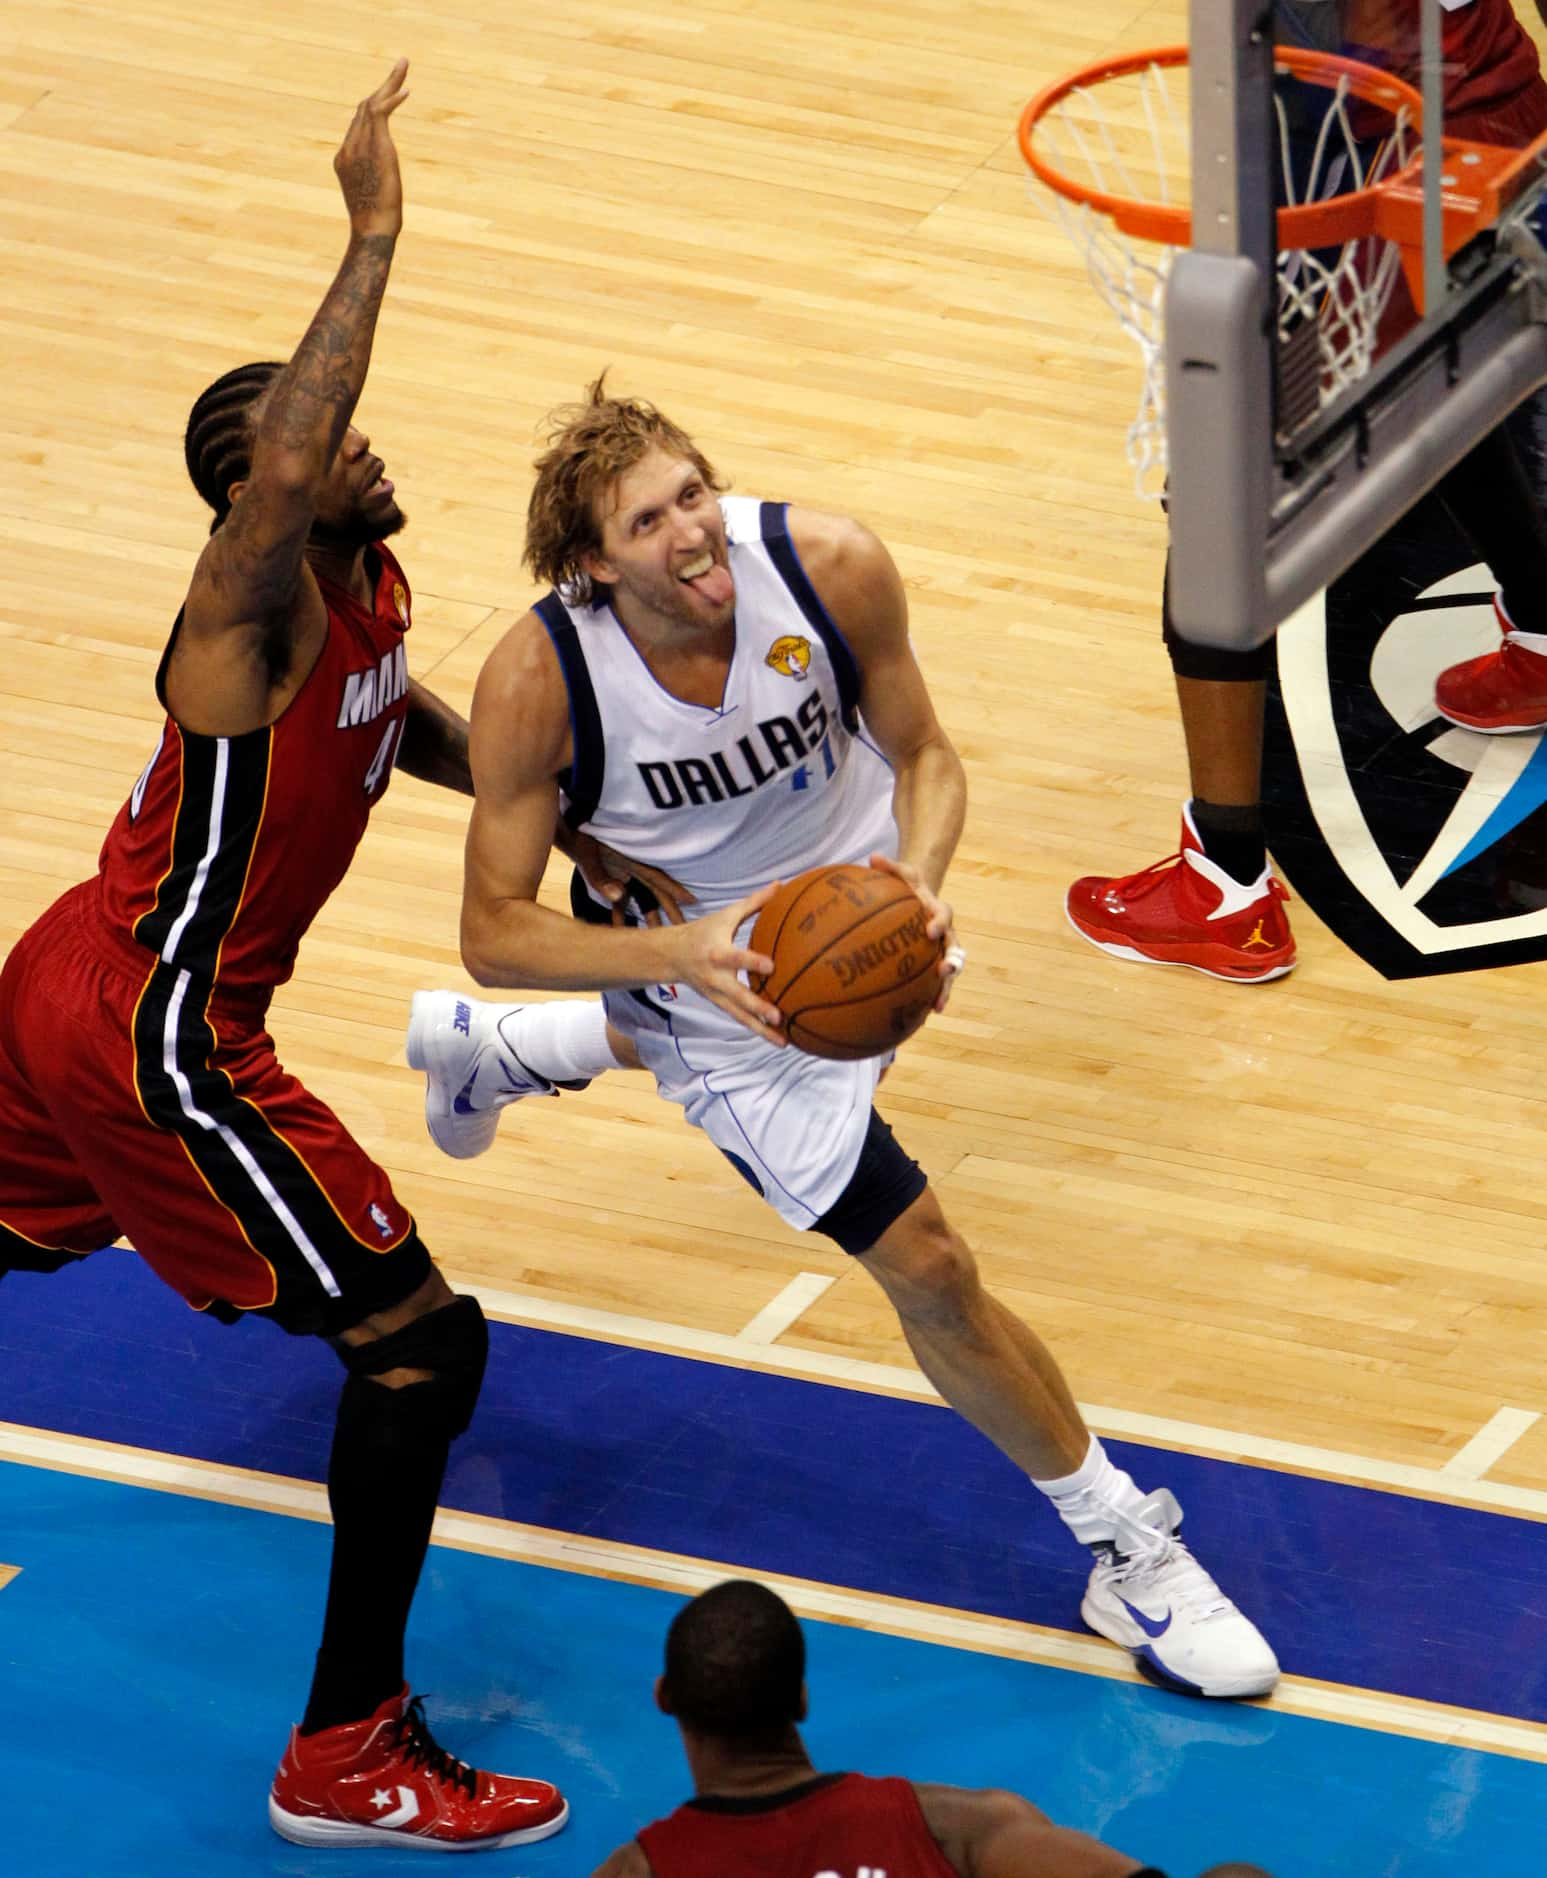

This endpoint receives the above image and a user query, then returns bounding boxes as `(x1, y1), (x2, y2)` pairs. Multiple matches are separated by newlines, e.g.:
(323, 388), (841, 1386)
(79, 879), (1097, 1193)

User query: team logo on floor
(1265, 564), (1547, 979)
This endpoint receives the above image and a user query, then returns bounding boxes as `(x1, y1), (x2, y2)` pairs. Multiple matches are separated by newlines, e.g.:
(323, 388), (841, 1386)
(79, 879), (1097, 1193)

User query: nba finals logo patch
(392, 581), (410, 627)
(765, 635), (811, 680)
(1265, 561), (1547, 979)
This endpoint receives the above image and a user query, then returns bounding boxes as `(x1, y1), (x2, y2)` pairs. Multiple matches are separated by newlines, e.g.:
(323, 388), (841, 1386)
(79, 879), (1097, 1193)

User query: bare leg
(858, 1188), (1088, 1479)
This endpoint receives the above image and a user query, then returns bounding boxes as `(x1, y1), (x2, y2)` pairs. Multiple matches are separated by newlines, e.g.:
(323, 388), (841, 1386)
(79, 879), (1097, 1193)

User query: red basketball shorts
(0, 881), (424, 1333)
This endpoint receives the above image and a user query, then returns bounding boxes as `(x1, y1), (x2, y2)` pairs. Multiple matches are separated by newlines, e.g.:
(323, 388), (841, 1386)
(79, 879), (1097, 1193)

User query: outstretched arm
(183, 60), (409, 641)
(913, 1784), (1150, 1878)
(397, 680), (472, 794)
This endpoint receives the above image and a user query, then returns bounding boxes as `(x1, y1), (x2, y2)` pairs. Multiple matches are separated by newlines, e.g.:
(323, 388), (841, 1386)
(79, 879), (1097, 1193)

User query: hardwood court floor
(5, 0), (1547, 1499)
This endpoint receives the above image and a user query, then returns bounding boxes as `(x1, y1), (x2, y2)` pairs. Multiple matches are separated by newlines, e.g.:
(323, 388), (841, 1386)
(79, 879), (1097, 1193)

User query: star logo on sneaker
(372, 1786), (421, 1827)
(452, 1072), (481, 1116)
(1118, 1597), (1173, 1638)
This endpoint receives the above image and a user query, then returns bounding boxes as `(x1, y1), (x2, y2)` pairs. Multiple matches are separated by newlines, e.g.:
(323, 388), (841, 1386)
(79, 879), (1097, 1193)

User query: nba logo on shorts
(369, 1202), (394, 1239)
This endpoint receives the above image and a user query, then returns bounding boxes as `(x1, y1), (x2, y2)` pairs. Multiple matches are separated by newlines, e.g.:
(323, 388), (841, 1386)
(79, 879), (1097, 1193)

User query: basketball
(749, 863), (943, 1061)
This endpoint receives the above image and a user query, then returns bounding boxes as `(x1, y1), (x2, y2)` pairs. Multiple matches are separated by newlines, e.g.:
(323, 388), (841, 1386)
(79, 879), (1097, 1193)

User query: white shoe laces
(1097, 1488), (1234, 1624)
(1103, 1536), (1233, 1624)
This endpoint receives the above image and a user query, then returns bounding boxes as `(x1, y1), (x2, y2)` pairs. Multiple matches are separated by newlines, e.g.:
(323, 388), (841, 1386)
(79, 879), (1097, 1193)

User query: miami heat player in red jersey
(101, 544), (416, 996)
(0, 63), (569, 1858)
(636, 1773), (964, 1878)
(594, 1582), (1178, 1878)
(1341, 0), (1547, 140)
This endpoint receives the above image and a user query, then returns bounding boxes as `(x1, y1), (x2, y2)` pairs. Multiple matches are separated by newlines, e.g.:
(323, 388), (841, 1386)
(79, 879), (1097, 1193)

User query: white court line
(3, 1421), (1544, 1764)
(1440, 1408), (1541, 1481)
(737, 1271), (835, 1344)
(459, 1280), (1547, 1523)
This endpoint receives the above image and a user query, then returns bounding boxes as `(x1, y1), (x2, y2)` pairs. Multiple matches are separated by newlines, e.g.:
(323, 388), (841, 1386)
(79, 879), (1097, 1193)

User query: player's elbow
(972, 1788), (1049, 1831)
(459, 930), (503, 989)
(458, 906), (503, 987)
(459, 894), (536, 989)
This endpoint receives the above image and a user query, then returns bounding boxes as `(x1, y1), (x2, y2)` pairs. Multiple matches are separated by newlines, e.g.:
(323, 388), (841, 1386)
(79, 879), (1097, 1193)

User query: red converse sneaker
(1434, 595), (1547, 732)
(1066, 808), (1295, 983)
(269, 1686), (569, 1852)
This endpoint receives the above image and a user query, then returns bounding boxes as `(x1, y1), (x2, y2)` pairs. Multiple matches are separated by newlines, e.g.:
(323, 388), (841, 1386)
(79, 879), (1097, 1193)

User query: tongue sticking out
(687, 562), (734, 608)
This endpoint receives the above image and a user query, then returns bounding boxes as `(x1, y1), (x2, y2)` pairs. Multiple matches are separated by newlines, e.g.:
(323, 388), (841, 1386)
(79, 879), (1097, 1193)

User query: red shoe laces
(1103, 851), (1185, 899)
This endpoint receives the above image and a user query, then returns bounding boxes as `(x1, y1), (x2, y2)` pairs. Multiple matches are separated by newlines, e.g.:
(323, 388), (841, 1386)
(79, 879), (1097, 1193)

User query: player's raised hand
(671, 883), (786, 1044)
(869, 852), (964, 1013)
(336, 58), (410, 240)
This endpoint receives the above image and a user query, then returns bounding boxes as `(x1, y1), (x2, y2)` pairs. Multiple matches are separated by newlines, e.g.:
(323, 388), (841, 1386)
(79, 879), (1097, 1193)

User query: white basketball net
(1031, 60), (1417, 498)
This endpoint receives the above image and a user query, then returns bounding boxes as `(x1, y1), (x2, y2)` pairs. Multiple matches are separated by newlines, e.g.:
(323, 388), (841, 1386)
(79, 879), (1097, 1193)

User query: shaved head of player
(588, 1578), (1186, 1878)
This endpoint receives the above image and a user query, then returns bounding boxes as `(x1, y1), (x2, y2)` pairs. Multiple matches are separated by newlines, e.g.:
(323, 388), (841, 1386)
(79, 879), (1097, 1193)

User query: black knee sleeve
(1161, 558), (1273, 680)
(337, 1293), (489, 1440)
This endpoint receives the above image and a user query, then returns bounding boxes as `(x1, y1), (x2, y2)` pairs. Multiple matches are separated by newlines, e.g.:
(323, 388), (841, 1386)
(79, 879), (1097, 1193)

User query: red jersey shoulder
(635, 1774), (955, 1878)
(320, 547), (413, 737)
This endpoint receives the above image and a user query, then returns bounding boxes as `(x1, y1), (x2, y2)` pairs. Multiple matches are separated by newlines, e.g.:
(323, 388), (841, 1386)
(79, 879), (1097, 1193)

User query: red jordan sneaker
(1434, 595), (1547, 732)
(269, 1686), (569, 1852)
(1066, 806), (1296, 983)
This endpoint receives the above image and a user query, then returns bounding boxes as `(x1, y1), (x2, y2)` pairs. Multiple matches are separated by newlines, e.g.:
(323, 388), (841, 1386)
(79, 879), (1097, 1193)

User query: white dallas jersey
(538, 496), (897, 935)
(539, 496), (901, 1227)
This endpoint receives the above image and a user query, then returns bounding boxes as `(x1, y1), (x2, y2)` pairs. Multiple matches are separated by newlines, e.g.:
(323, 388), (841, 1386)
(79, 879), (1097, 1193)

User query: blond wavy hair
(524, 375), (727, 604)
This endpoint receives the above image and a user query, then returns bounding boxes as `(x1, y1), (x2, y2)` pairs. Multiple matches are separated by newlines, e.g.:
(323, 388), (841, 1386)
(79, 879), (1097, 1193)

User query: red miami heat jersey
(98, 547), (413, 992)
(634, 1773), (958, 1878)
(1342, 0), (1544, 131)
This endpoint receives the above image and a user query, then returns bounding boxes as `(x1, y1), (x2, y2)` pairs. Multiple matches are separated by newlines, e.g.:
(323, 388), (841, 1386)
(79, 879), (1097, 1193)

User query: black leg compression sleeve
(337, 1292), (489, 1438)
(1161, 557), (1275, 681)
(301, 1297), (489, 1733)
(1435, 425), (1547, 625)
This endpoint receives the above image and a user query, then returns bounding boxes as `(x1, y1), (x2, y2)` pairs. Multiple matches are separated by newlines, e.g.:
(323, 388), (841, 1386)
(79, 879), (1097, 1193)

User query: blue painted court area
(4, 1250), (1547, 1722)
(1, 1459), (1538, 1878)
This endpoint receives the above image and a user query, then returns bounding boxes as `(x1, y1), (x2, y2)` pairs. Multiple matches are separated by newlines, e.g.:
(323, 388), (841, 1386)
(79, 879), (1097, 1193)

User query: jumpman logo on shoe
(1243, 920), (1272, 949)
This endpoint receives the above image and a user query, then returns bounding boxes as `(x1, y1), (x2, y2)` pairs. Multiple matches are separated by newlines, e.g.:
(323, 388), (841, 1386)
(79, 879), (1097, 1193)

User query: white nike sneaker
(1081, 1489), (1280, 1699)
(406, 990), (589, 1161)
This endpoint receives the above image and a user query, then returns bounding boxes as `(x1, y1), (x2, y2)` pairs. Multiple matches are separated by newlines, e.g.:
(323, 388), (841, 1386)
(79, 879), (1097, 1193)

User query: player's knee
(337, 1293), (489, 1440)
(871, 1217), (982, 1325)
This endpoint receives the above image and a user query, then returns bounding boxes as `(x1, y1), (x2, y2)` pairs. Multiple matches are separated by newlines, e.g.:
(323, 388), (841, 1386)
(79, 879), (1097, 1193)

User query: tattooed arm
(181, 60), (410, 647)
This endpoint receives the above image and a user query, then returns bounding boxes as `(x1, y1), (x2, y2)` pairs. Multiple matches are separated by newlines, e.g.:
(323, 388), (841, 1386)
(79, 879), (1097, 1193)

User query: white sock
(502, 1001), (621, 1083)
(1033, 1437), (1148, 1547)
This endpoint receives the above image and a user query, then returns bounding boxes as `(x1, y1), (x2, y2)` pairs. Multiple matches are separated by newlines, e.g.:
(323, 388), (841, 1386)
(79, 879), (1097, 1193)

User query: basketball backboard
(1166, 0), (1547, 644)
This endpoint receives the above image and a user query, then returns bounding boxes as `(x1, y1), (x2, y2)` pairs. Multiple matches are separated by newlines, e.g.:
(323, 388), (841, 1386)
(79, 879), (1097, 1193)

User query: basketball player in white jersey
(407, 378), (1278, 1700)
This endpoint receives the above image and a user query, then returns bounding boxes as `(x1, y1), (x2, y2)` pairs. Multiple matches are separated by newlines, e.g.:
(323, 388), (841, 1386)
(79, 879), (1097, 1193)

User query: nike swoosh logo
(1119, 1598), (1173, 1639)
(451, 1073), (480, 1116)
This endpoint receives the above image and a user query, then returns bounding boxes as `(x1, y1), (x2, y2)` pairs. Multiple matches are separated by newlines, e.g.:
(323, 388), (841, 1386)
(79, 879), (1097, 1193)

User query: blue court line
(2, 1460), (1540, 1878)
(3, 1249), (1547, 1724)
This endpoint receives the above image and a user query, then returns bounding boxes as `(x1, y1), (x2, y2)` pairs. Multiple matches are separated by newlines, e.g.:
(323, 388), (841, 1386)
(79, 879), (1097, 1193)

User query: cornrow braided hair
(184, 361), (285, 534)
